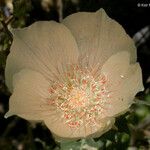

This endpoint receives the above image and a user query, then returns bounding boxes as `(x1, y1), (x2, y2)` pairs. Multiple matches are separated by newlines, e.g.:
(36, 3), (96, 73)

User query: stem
(0, 15), (13, 41)
(134, 98), (150, 106)
(57, 0), (63, 22)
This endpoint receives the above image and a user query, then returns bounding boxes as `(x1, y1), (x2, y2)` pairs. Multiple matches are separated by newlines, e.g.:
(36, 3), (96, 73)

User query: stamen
(47, 65), (112, 128)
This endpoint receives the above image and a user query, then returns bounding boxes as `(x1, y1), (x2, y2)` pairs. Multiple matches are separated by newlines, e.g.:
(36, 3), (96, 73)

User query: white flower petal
(101, 52), (144, 117)
(90, 117), (115, 138)
(44, 116), (115, 140)
(107, 63), (143, 117)
(5, 21), (79, 92)
(63, 8), (136, 68)
(5, 69), (51, 121)
(101, 51), (130, 85)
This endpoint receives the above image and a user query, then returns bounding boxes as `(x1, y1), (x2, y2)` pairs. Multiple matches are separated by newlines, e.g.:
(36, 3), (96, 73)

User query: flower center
(47, 65), (111, 128)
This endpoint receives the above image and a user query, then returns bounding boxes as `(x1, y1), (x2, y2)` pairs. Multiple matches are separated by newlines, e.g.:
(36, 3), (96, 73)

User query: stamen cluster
(48, 65), (111, 128)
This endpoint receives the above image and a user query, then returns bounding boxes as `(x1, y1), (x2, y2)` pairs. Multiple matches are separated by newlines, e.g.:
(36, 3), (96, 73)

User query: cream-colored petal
(101, 51), (130, 85)
(52, 117), (115, 141)
(44, 113), (115, 140)
(5, 69), (51, 121)
(5, 21), (79, 92)
(63, 8), (136, 68)
(90, 117), (115, 139)
(107, 63), (143, 117)
(101, 52), (144, 117)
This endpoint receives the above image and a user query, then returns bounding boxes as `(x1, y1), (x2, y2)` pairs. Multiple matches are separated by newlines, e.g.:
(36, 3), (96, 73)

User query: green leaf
(60, 141), (81, 150)
(82, 138), (104, 149)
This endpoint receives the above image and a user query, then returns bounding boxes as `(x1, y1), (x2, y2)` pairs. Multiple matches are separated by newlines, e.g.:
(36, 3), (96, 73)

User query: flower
(5, 9), (144, 140)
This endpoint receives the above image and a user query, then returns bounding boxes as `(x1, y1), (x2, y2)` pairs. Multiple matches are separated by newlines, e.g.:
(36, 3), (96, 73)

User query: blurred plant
(41, 0), (53, 12)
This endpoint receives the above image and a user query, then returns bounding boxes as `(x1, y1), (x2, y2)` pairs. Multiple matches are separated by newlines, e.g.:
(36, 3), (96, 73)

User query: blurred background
(0, 0), (150, 149)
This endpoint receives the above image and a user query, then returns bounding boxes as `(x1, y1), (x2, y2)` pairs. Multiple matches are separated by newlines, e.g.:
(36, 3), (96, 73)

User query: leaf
(83, 138), (104, 149)
(60, 141), (81, 150)
(60, 138), (104, 150)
